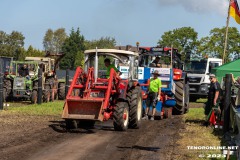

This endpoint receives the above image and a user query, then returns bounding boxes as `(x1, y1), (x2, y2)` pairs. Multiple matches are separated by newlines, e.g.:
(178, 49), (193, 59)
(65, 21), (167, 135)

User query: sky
(1, 0), (239, 50)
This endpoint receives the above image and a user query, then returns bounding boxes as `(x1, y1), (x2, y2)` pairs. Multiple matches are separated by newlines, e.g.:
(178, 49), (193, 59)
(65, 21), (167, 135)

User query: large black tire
(31, 90), (38, 104)
(113, 102), (129, 131)
(58, 82), (65, 100)
(173, 80), (186, 115)
(127, 86), (142, 129)
(43, 85), (50, 103)
(65, 119), (78, 130)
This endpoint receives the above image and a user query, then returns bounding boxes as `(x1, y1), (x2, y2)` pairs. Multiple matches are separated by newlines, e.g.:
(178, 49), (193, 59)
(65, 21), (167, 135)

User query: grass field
(177, 107), (236, 160)
(2, 101), (64, 116)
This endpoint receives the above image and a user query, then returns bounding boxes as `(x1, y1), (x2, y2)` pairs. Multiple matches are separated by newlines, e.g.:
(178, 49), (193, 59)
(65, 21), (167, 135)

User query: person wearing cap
(204, 74), (221, 125)
(104, 58), (120, 78)
(143, 70), (162, 120)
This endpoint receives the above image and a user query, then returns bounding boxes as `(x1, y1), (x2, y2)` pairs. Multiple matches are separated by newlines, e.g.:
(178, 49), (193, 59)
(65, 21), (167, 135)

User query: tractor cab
(62, 49), (143, 131)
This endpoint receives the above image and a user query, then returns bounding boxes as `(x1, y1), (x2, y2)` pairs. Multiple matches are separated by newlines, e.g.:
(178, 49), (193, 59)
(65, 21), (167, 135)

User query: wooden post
(37, 68), (43, 104)
(223, 74), (232, 133)
(223, 0), (231, 64)
(65, 69), (69, 98)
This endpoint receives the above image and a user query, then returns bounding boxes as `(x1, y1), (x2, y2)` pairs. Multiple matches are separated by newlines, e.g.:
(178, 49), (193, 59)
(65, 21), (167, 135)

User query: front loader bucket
(62, 99), (104, 121)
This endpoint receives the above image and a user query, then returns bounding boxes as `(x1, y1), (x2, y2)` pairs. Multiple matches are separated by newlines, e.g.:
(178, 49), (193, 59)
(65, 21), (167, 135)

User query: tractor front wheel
(127, 86), (142, 129)
(113, 102), (129, 131)
(58, 82), (65, 100)
(43, 85), (50, 103)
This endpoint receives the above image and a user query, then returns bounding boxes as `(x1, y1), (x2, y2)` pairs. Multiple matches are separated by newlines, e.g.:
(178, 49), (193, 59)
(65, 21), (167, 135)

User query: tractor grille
(188, 77), (201, 83)
(189, 85), (200, 93)
(13, 77), (25, 90)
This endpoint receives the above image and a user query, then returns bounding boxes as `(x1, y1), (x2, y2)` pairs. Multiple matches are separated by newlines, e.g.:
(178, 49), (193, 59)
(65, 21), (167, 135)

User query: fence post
(0, 59), (3, 110)
(223, 74), (232, 133)
(65, 69), (69, 97)
(37, 68), (43, 104)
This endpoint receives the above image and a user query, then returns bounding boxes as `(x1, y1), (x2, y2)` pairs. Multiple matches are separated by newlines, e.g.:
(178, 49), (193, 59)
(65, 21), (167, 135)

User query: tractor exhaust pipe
(95, 47), (98, 83)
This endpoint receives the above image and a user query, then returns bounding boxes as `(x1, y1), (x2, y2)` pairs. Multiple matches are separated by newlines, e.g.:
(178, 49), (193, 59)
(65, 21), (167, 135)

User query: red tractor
(62, 49), (142, 131)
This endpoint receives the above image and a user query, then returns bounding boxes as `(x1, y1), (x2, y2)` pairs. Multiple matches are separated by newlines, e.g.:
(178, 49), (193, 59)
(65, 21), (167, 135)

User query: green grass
(177, 108), (224, 160)
(3, 101), (64, 116)
(184, 107), (205, 121)
(196, 98), (207, 103)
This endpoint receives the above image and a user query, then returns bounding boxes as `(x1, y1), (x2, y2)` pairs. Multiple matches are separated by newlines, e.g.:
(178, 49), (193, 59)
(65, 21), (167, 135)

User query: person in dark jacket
(19, 64), (29, 77)
(204, 74), (221, 124)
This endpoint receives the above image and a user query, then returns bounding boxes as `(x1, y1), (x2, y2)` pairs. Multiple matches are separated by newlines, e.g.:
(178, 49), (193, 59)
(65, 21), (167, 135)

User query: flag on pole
(230, 0), (240, 24)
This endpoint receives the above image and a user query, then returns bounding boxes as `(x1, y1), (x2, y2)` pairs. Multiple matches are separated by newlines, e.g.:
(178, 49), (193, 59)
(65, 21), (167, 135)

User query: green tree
(85, 37), (116, 49)
(0, 31), (25, 59)
(158, 27), (198, 58)
(60, 28), (85, 69)
(0, 31), (9, 56)
(43, 28), (67, 53)
(198, 27), (240, 62)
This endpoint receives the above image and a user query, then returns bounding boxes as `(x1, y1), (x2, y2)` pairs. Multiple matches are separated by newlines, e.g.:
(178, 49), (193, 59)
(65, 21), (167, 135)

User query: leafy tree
(198, 27), (240, 62)
(158, 27), (198, 60)
(85, 37), (116, 49)
(43, 28), (67, 53)
(0, 31), (25, 60)
(60, 28), (85, 69)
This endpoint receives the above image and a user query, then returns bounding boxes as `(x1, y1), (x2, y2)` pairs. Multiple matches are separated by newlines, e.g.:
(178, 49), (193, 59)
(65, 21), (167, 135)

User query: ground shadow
(117, 145), (160, 152)
(185, 119), (205, 124)
(49, 120), (96, 134)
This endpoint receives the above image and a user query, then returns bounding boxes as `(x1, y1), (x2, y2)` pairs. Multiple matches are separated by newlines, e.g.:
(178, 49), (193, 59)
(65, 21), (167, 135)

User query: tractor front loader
(62, 49), (142, 131)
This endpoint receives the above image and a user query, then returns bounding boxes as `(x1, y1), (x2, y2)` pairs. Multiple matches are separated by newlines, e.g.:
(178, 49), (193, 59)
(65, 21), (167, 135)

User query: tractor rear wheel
(174, 80), (186, 115)
(127, 86), (142, 129)
(43, 85), (50, 103)
(31, 90), (38, 104)
(58, 82), (65, 100)
(113, 102), (129, 131)
(65, 119), (78, 130)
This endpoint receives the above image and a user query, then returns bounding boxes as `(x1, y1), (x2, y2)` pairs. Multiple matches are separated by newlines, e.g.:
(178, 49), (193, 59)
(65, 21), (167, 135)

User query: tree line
(0, 26), (239, 69)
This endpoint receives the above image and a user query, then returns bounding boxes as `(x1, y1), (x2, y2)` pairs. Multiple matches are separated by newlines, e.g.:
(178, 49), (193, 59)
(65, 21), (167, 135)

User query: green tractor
(5, 61), (51, 103)
(25, 56), (65, 101)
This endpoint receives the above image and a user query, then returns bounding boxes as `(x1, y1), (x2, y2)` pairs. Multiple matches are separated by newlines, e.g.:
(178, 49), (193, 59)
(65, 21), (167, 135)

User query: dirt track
(0, 103), (204, 160)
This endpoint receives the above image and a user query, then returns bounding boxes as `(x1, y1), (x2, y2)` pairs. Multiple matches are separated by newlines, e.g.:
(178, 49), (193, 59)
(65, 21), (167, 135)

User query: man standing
(143, 70), (162, 120)
(204, 74), (221, 124)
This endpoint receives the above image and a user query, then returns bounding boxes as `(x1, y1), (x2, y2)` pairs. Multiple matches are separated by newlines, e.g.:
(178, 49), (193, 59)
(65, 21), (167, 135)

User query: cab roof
(84, 49), (139, 57)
